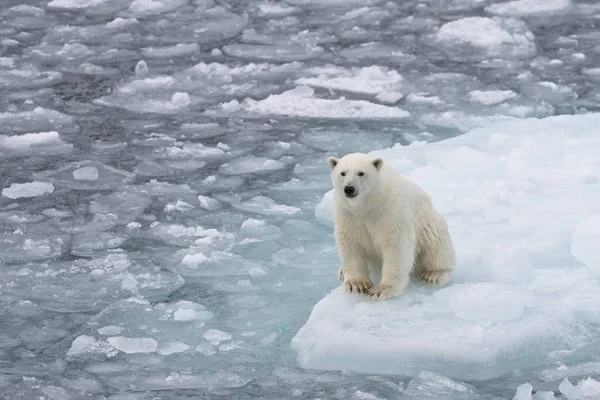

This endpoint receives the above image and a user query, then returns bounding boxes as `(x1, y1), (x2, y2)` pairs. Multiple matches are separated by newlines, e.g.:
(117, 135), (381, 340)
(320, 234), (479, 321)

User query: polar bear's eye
(341, 172), (346, 176)
(358, 172), (365, 177)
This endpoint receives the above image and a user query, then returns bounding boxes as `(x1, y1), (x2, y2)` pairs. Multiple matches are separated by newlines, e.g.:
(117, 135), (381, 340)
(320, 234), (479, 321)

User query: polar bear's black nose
(344, 186), (356, 196)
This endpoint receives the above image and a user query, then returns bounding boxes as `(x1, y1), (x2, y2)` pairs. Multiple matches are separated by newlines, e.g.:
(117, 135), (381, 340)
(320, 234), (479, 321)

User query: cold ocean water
(2, 0), (600, 399)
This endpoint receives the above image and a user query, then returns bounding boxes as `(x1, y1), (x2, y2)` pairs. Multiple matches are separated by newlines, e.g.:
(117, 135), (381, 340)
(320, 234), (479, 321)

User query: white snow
(0, 131), (72, 155)
(107, 337), (158, 354)
(66, 335), (118, 362)
(97, 326), (122, 335)
(73, 166), (99, 181)
(221, 156), (285, 175)
(195, 342), (216, 356)
(559, 377), (600, 400)
(197, 195), (221, 211)
(203, 329), (232, 345)
(295, 66), (404, 103)
(47, 0), (110, 9)
(571, 215), (600, 269)
(294, 113), (600, 380)
(433, 17), (536, 61)
(173, 308), (197, 322)
(233, 196), (301, 216)
(213, 86), (410, 120)
(2, 182), (54, 199)
(468, 89), (518, 105)
(142, 43), (199, 58)
(486, 0), (571, 17)
(157, 341), (190, 355)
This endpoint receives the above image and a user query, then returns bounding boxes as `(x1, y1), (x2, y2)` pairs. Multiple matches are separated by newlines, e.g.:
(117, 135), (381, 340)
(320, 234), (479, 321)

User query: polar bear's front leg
(368, 240), (415, 301)
(337, 241), (372, 294)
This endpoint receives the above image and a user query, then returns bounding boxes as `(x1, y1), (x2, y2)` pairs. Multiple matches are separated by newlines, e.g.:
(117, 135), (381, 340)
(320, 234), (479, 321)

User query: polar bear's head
(328, 153), (384, 203)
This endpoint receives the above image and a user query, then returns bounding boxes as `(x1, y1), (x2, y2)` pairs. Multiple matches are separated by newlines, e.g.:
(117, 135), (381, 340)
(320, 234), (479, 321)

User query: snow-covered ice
(1, 182), (54, 199)
(431, 17), (537, 62)
(211, 86), (411, 120)
(293, 114), (600, 380)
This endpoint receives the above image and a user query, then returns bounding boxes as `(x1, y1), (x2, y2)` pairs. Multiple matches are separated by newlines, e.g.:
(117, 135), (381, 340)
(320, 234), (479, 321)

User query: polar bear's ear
(372, 158), (383, 170)
(328, 157), (339, 170)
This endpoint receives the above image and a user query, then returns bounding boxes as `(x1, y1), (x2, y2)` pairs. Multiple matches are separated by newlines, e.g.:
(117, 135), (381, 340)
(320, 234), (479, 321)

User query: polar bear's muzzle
(344, 185), (358, 198)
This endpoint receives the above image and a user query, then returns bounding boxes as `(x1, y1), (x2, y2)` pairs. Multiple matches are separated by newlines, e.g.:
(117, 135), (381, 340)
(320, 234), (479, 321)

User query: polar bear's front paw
(338, 266), (344, 282)
(420, 271), (451, 286)
(367, 284), (404, 301)
(343, 277), (372, 294)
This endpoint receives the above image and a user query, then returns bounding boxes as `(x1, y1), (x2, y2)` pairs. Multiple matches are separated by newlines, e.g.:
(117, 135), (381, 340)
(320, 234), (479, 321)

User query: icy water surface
(2, 0), (600, 399)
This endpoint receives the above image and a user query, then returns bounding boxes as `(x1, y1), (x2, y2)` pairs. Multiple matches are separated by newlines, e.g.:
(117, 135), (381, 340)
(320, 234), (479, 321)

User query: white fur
(328, 153), (456, 301)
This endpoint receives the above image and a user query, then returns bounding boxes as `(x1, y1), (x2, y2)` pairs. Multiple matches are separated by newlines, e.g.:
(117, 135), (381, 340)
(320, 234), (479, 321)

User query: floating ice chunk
(540, 362), (600, 382)
(559, 377), (600, 400)
(166, 92), (190, 109)
(157, 342), (190, 355)
(295, 65), (404, 101)
(0, 131), (72, 157)
(142, 43), (199, 58)
(338, 42), (416, 64)
(214, 86), (410, 119)
(301, 113), (600, 380)
(134, 60), (148, 75)
(403, 371), (477, 399)
(107, 337), (158, 354)
(299, 130), (393, 153)
(432, 17), (536, 62)
(406, 92), (444, 105)
(258, 1), (298, 15)
(34, 161), (134, 190)
(73, 166), (99, 181)
(47, 0), (110, 9)
(486, 0), (571, 17)
(149, 223), (231, 247)
(0, 65), (63, 90)
(166, 301), (213, 322)
(223, 43), (323, 62)
(105, 17), (138, 29)
(240, 218), (281, 239)
(571, 215), (600, 268)
(0, 108), (76, 135)
(221, 156), (285, 175)
(0, 233), (70, 263)
(98, 326), (122, 335)
(195, 342), (216, 356)
(170, 248), (257, 277)
(127, 0), (186, 16)
(89, 190), (151, 221)
(2, 181), (54, 199)
(174, 309), (197, 322)
(71, 231), (127, 256)
(198, 195), (221, 211)
(66, 335), (118, 362)
(468, 89), (517, 105)
(104, 370), (250, 392)
(204, 329), (232, 345)
(513, 382), (534, 400)
(233, 196), (301, 216)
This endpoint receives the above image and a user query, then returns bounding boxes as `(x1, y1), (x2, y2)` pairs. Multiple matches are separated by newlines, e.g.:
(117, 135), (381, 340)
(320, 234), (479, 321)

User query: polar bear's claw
(420, 271), (451, 286)
(367, 284), (403, 301)
(343, 278), (372, 295)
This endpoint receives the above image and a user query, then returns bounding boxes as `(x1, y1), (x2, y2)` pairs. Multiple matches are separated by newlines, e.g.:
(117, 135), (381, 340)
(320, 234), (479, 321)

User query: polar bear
(328, 152), (456, 301)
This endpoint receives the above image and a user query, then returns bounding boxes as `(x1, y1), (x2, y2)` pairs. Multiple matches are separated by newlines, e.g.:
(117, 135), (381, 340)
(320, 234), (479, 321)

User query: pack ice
(292, 113), (600, 380)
